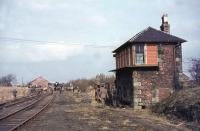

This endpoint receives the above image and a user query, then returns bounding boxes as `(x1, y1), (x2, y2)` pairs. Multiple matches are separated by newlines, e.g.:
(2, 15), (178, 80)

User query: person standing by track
(12, 89), (17, 99)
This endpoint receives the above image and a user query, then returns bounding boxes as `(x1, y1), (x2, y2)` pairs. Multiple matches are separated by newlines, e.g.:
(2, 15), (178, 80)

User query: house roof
(29, 76), (49, 84)
(113, 26), (187, 53)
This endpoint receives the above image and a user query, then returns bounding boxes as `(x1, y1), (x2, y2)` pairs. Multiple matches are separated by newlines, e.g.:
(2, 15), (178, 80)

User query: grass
(0, 86), (30, 103)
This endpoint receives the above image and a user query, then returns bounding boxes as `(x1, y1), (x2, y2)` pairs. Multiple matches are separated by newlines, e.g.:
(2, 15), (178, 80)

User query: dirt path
(20, 91), (190, 131)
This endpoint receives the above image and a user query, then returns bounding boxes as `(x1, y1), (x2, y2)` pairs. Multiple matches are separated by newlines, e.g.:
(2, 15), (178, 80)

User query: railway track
(0, 94), (55, 131)
(0, 94), (47, 121)
(0, 94), (41, 110)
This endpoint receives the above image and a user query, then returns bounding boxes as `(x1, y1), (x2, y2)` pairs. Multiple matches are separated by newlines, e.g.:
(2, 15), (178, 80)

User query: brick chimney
(160, 14), (170, 34)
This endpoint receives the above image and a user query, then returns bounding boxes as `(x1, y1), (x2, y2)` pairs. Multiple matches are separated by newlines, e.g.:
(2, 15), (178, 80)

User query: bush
(152, 87), (200, 123)
(67, 74), (115, 92)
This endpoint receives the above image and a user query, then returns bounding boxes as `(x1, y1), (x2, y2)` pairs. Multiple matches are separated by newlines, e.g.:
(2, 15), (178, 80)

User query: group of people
(53, 82), (81, 94)
(11, 83), (81, 101)
(54, 82), (64, 94)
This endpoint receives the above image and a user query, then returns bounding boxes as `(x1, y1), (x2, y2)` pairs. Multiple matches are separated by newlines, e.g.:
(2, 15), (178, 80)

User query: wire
(0, 37), (117, 48)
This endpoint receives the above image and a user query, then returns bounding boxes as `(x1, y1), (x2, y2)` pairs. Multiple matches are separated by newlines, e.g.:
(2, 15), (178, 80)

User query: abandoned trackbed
(0, 94), (48, 121)
(0, 94), (54, 131)
(0, 94), (39, 110)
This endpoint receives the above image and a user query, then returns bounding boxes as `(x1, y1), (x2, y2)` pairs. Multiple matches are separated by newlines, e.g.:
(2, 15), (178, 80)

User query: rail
(0, 93), (55, 131)
(0, 94), (43, 110)
(0, 94), (47, 121)
(10, 94), (55, 131)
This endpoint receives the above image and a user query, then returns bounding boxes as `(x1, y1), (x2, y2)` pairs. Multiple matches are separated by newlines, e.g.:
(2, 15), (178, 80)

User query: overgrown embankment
(0, 86), (30, 103)
(152, 87), (200, 123)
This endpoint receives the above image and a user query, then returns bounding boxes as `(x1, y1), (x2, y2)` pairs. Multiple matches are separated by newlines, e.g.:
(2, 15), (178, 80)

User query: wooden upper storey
(113, 27), (186, 69)
(114, 43), (158, 69)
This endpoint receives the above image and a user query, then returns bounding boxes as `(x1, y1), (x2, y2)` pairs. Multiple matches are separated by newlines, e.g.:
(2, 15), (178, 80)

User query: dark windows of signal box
(135, 44), (145, 64)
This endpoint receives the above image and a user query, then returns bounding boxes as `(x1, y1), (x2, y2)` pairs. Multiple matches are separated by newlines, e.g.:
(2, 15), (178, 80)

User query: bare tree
(67, 74), (115, 92)
(68, 78), (95, 92)
(0, 74), (16, 86)
(95, 73), (115, 83)
(189, 58), (200, 85)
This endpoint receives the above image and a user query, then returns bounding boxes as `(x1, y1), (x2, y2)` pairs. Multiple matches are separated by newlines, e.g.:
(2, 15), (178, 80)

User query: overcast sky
(0, 0), (199, 83)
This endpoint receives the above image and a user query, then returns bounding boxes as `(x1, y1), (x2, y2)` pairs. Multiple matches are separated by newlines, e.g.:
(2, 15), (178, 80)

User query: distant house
(112, 14), (187, 109)
(28, 76), (49, 89)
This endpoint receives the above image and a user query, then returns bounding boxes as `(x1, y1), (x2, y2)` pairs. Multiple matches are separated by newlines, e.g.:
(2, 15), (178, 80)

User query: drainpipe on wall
(173, 44), (178, 91)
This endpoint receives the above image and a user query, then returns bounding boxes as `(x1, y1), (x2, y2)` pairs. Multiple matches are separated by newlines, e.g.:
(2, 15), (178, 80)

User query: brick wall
(132, 44), (175, 108)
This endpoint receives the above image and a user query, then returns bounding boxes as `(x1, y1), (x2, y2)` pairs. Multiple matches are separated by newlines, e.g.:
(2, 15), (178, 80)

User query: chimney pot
(160, 14), (170, 34)
(163, 14), (168, 23)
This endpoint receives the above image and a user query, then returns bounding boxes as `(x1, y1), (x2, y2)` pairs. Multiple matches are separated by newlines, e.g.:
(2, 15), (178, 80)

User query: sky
(0, 0), (200, 83)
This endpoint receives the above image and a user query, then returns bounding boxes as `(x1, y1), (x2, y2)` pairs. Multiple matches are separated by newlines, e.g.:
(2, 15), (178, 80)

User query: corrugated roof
(113, 26), (187, 53)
